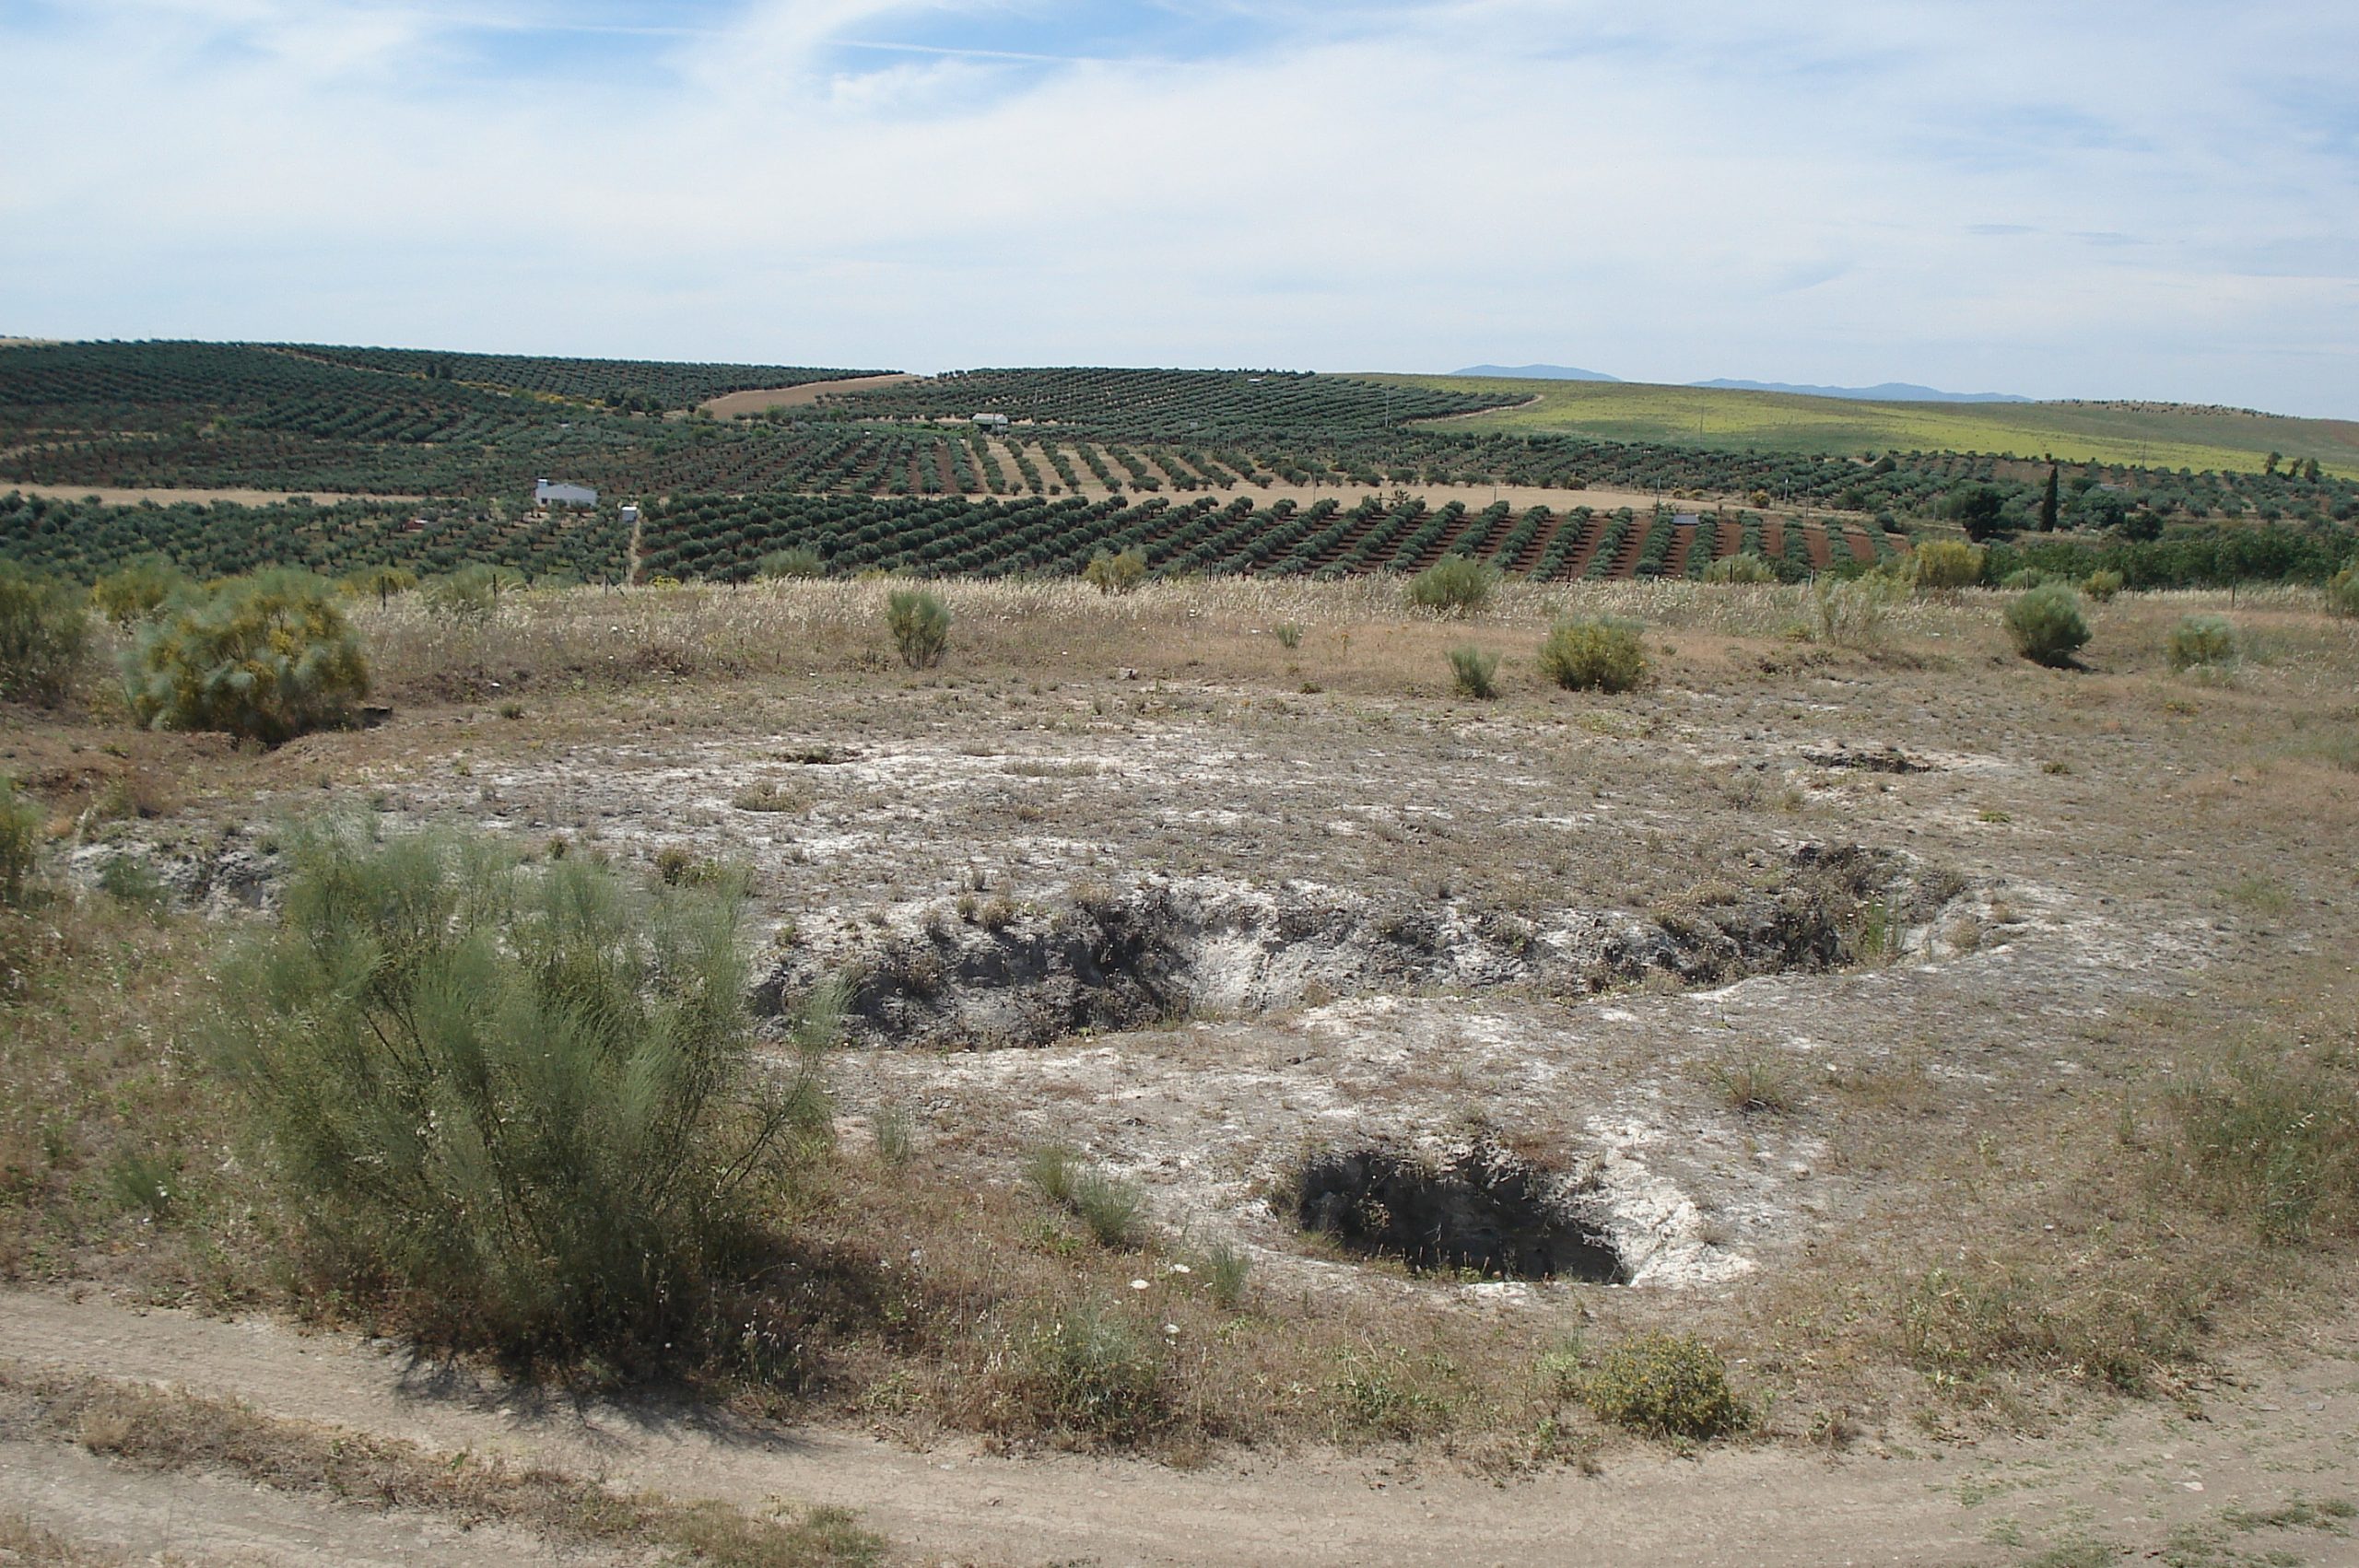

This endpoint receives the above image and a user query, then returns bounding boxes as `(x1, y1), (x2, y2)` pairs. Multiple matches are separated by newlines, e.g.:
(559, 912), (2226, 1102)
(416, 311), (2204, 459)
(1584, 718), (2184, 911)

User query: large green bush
(1536, 616), (1647, 693)
(0, 561), (90, 707)
(757, 546), (827, 580)
(1909, 539), (1986, 591)
(124, 570), (370, 743)
(209, 821), (831, 1357)
(886, 588), (950, 668)
(1406, 555), (1500, 615)
(2002, 582), (2091, 667)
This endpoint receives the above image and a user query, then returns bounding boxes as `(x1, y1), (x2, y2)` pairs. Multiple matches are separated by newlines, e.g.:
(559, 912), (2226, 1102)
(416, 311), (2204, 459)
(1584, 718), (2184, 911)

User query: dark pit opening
(1293, 1144), (1626, 1283)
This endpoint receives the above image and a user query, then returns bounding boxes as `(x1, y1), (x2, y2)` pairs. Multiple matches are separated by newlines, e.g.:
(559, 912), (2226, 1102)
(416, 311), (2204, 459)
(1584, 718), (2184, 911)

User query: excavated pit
(1294, 1143), (1626, 1282)
(758, 843), (1967, 1050)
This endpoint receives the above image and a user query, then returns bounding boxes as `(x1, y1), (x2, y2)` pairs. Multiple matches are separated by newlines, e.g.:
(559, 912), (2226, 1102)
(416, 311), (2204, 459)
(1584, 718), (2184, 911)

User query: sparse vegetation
(0, 778), (41, 909)
(1810, 572), (1902, 650)
(2325, 565), (2359, 617)
(2166, 1047), (2358, 1244)
(1536, 615), (1647, 692)
(0, 561), (90, 706)
(2003, 582), (2091, 667)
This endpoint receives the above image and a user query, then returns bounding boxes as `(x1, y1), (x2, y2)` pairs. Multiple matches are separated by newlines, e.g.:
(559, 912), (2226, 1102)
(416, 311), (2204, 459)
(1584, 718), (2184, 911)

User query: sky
(3, 0), (2357, 415)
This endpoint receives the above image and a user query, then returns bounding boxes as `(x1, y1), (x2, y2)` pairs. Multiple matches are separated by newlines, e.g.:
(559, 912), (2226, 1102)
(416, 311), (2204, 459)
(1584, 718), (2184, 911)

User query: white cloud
(4, 0), (2356, 413)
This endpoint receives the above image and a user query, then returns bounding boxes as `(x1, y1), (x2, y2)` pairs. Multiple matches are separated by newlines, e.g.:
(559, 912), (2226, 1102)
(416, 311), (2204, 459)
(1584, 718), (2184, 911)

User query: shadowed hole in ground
(1293, 1142), (1627, 1282)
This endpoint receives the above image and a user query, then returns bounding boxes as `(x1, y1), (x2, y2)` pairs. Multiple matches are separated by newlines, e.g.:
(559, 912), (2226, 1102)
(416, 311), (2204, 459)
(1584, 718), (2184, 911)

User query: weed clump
(0, 561), (90, 707)
(2083, 568), (2123, 602)
(1407, 555), (1500, 615)
(208, 819), (832, 1360)
(1018, 1305), (1166, 1440)
(2167, 1049), (2358, 1244)
(1081, 546), (1146, 595)
(886, 589), (950, 669)
(1579, 1332), (1751, 1442)
(1536, 616), (1647, 693)
(1026, 1143), (1149, 1247)
(2166, 614), (2237, 672)
(1446, 644), (1499, 699)
(123, 571), (369, 744)
(2002, 583), (2090, 668)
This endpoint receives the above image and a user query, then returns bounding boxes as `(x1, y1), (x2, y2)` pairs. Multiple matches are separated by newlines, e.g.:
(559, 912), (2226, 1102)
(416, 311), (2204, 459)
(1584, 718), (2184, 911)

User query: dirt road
(5, 1290), (2354, 1566)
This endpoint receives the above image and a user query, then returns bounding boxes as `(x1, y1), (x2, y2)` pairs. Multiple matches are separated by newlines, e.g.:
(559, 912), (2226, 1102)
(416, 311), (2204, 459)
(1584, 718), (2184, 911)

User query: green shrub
(2166, 614), (2237, 672)
(1580, 1332), (1751, 1441)
(0, 561), (90, 708)
(91, 556), (188, 626)
(1081, 546), (1147, 595)
(96, 852), (171, 913)
(2326, 566), (2359, 618)
(1536, 616), (1647, 693)
(1446, 644), (1499, 699)
(208, 820), (832, 1359)
(1273, 621), (1304, 650)
(2002, 583), (2091, 668)
(2000, 568), (2048, 590)
(757, 546), (827, 580)
(1021, 1305), (1165, 1439)
(1701, 553), (1777, 584)
(886, 589), (950, 669)
(1899, 1260), (2197, 1393)
(1909, 539), (1985, 591)
(123, 570), (369, 744)
(0, 778), (41, 909)
(2083, 568), (2123, 603)
(1406, 555), (1501, 615)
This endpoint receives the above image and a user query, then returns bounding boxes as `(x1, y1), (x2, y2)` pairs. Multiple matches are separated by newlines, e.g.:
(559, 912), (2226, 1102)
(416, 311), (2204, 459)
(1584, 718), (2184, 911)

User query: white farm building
(535, 478), (598, 509)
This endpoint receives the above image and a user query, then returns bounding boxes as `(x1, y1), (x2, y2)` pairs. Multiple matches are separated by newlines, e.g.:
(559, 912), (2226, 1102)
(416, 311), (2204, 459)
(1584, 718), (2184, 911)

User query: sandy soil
(701, 373), (923, 417)
(5, 1290), (2355, 1567)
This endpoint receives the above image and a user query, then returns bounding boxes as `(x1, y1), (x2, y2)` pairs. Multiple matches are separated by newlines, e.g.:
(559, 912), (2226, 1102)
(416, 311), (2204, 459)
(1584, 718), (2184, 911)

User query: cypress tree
(2039, 466), (2060, 532)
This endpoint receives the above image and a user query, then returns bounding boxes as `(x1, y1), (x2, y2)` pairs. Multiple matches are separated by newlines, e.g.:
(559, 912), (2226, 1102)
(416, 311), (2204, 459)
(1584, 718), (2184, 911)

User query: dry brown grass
(5, 573), (2358, 1468)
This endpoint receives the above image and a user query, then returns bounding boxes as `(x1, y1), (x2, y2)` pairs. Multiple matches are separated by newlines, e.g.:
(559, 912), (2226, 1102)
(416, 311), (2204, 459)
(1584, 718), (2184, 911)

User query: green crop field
(1366, 374), (2359, 479)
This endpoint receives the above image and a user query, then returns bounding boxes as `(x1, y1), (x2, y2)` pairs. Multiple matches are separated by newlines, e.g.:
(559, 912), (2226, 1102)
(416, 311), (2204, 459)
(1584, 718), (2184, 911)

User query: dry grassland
(3, 575), (2358, 1564)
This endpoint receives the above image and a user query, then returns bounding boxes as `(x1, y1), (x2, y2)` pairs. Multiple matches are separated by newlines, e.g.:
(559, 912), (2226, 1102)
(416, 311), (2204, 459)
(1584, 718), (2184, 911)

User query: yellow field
(1364, 374), (2359, 479)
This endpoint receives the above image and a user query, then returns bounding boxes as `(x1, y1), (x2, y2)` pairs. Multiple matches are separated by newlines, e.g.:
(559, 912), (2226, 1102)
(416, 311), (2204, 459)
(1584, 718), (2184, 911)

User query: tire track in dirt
(6, 1291), (2357, 1567)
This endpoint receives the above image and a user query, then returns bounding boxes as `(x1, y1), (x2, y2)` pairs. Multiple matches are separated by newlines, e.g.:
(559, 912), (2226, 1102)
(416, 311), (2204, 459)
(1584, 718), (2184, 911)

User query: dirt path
(6, 1290), (2355, 1567)
(0, 481), (426, 507)
(700, 373), (921, 417)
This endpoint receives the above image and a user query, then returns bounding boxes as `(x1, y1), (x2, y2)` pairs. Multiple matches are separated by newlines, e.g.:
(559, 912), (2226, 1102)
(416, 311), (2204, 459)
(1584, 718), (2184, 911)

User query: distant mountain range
(1449, 364), (2030, 404)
